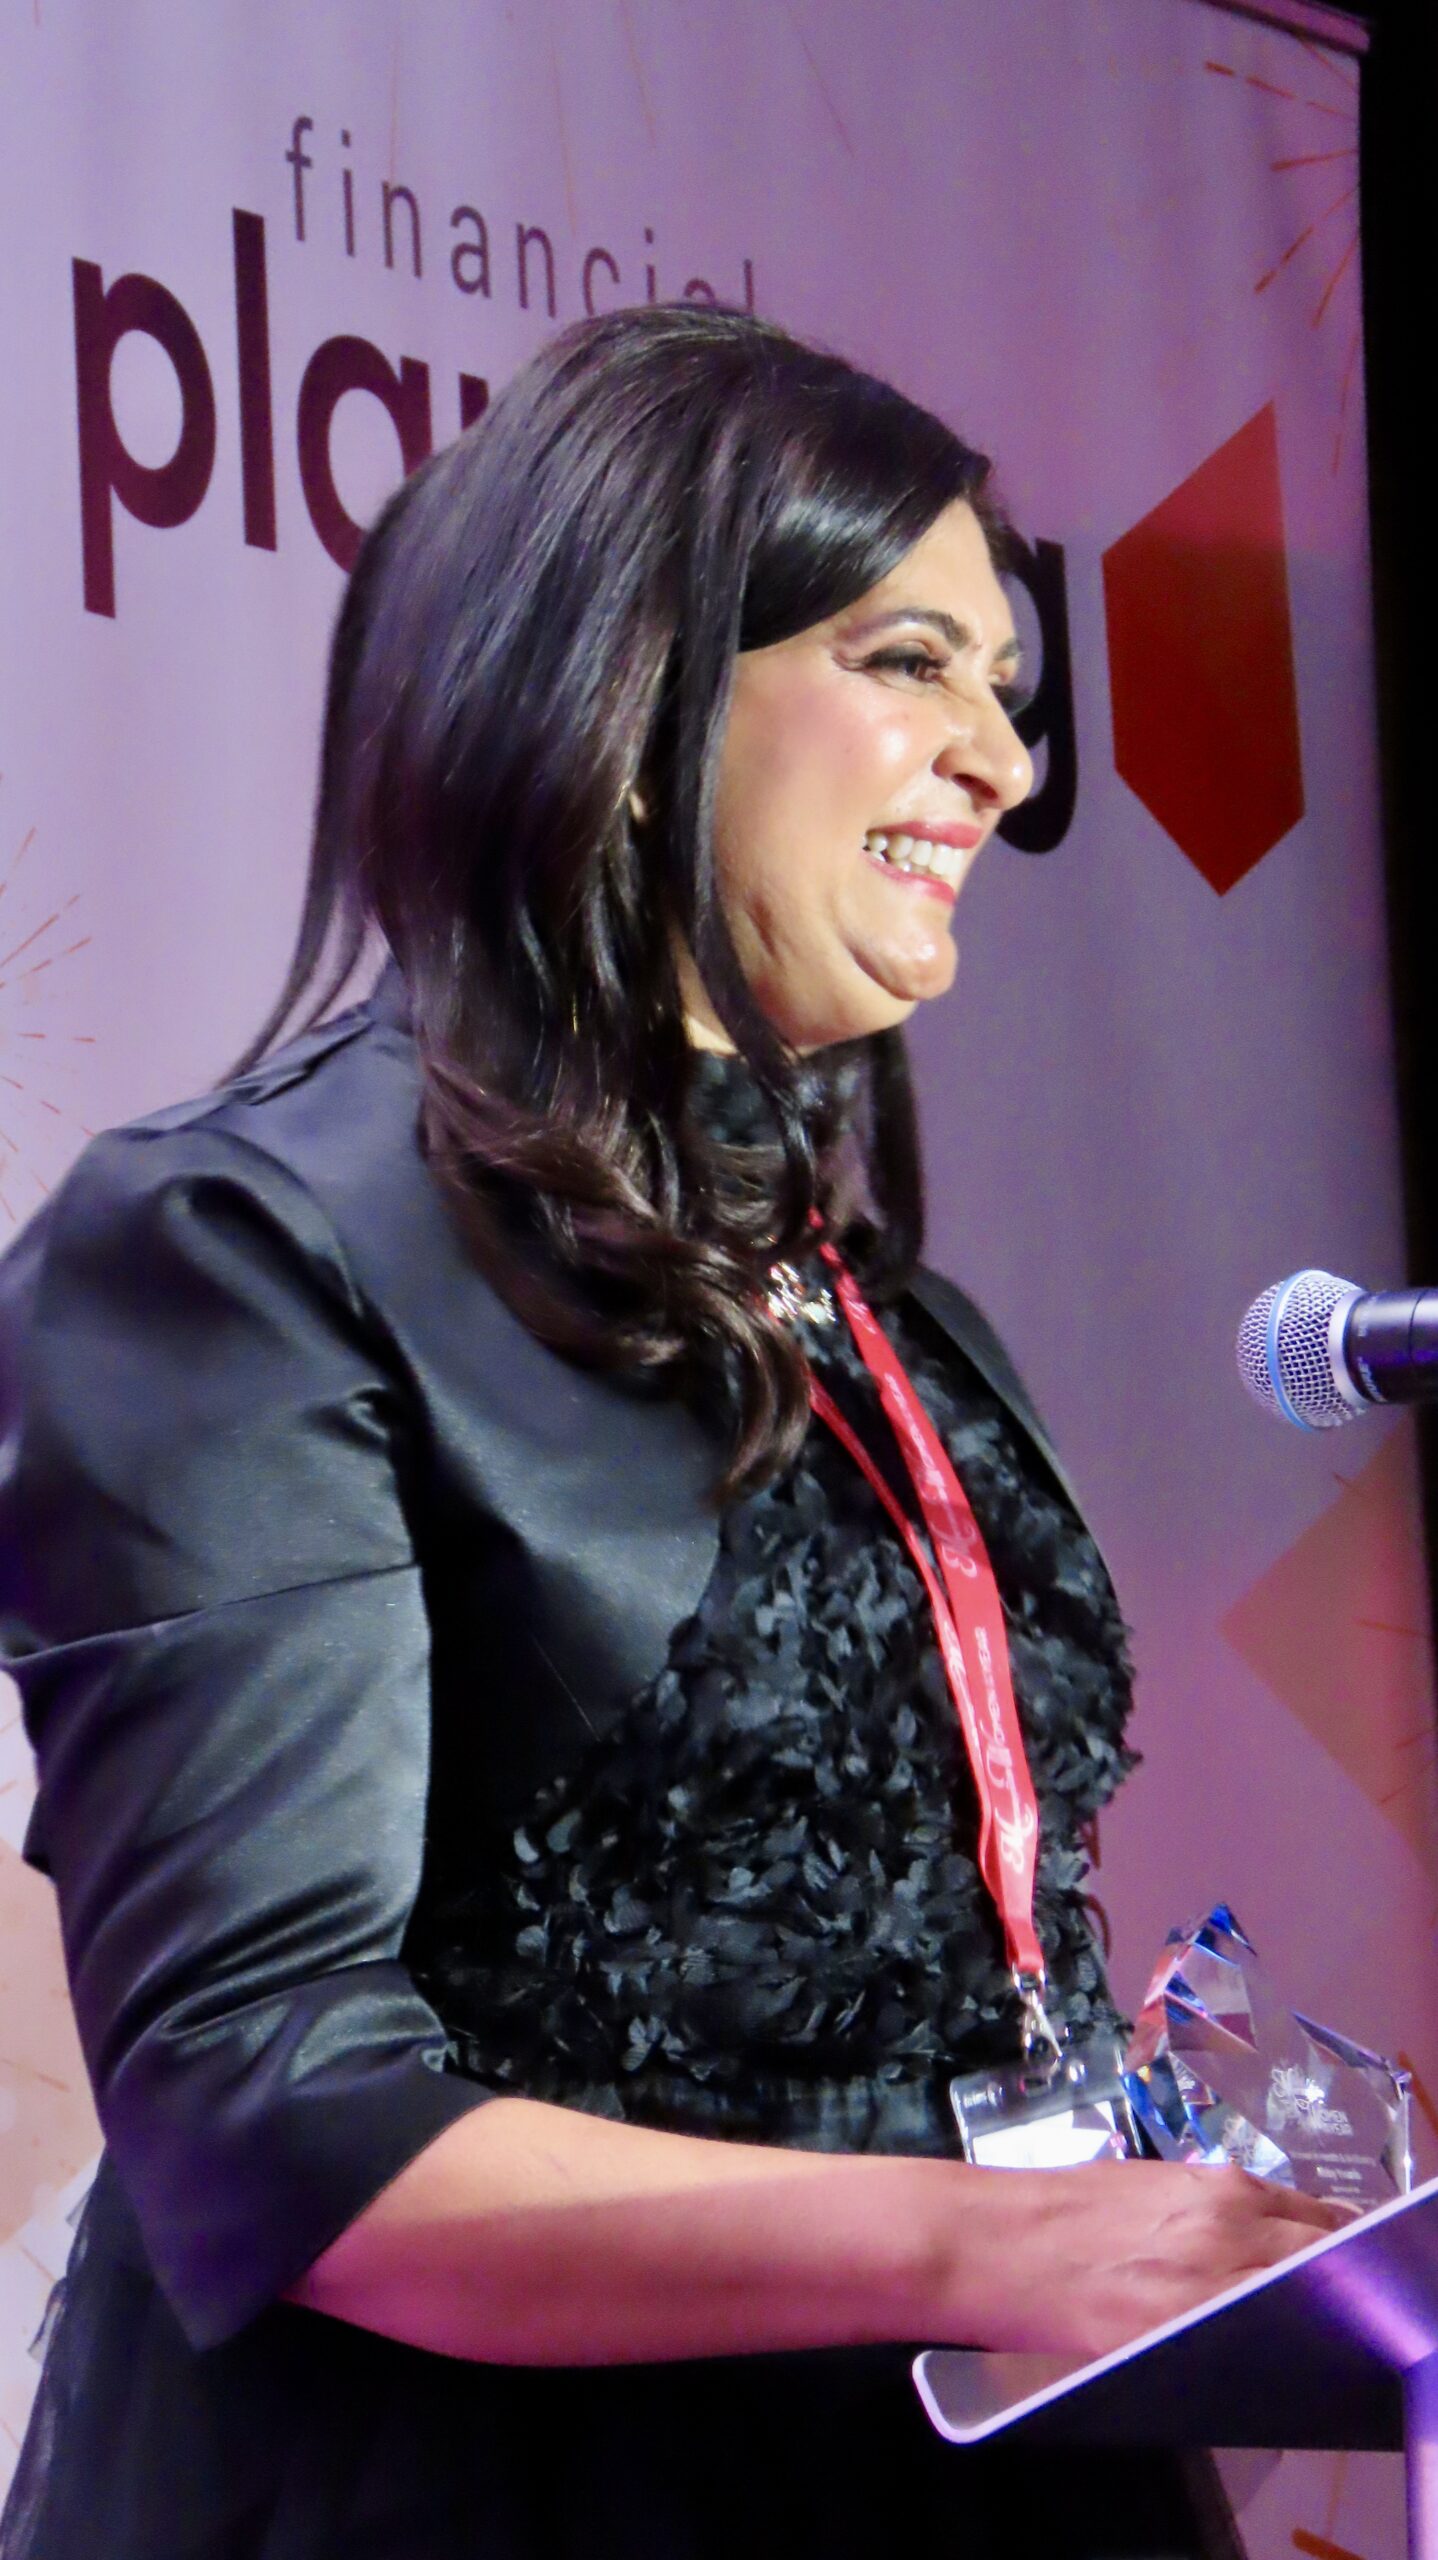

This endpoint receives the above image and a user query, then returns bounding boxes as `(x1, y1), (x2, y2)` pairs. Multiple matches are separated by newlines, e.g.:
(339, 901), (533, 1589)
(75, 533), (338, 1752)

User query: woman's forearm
(285, 2096), (971, 2363)
(285, 2091), (1348, 2367)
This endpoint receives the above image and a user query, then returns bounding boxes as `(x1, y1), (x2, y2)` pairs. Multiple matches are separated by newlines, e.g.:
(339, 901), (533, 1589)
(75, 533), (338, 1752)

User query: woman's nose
(936, 699), (1035, 815)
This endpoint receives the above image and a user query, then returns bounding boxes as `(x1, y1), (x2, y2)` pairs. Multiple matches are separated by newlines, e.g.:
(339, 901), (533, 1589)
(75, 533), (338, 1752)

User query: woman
(0, 304), (1339, 2559)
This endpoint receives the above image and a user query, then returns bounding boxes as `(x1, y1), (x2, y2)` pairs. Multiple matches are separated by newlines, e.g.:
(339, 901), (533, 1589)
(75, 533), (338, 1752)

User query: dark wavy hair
(241, 302), (1003, 1494)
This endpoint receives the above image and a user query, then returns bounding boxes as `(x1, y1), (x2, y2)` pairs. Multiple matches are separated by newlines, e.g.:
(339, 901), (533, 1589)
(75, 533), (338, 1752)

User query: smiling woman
(0, 304), (1334, 2560)
(695, 503), (1034, 1050)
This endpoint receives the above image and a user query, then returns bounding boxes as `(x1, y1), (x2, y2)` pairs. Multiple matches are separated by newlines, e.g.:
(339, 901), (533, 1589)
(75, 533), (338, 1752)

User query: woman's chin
(856, 926), (958, 1014)
(750, 929), (959, 1048)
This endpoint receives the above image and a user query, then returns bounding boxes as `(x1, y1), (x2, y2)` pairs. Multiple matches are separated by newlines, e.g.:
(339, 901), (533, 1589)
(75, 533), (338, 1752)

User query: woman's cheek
(853, 705), (929, 797)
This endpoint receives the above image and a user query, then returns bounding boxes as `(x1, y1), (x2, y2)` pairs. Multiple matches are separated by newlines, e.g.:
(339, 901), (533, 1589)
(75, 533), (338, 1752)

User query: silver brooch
(765, 1261), (838, 1327)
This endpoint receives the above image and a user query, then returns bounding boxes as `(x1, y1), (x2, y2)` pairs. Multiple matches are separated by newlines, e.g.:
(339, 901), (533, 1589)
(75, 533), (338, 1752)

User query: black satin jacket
(0, 971), (1098, 2353)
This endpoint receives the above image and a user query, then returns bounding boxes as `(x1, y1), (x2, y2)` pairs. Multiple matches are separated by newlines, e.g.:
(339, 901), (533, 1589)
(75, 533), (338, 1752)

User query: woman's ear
(626, 780), (651, 826)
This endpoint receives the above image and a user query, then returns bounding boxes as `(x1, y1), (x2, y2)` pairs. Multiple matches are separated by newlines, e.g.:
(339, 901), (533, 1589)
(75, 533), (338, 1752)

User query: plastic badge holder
(950, 2031), (1142, 2169)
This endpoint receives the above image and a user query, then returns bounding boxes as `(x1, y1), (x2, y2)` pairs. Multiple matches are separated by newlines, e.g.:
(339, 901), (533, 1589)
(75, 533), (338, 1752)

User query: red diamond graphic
(1102, 405), (1304, 895)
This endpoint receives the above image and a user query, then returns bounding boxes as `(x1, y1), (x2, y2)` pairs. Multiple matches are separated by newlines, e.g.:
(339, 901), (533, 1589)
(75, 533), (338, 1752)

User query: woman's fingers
(1248, 2201), (1361, 2265)
(1248, 2176), (1362, 2234)
(1218, 2168), (1362, 2251)
(954, 2158), (1370, 2360)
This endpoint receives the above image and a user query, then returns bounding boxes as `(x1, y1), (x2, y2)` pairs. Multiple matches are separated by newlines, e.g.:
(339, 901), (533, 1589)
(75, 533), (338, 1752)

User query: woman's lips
(861, 819), (984, 910)
(901, 822), (984, 851)
(863, 845), (958, 906)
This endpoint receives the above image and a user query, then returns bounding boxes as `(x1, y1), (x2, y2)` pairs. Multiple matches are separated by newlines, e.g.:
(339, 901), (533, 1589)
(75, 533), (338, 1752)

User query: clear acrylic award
(1123, 1903), (1411, 2210)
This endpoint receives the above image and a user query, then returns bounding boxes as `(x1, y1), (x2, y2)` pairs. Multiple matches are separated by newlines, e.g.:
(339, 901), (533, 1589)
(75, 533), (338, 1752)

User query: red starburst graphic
(1205, 35), (1361, 475)
(0, 794), (95, 1229)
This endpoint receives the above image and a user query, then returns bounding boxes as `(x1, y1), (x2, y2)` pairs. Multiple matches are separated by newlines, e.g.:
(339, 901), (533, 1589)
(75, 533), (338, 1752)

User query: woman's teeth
(864, 829), (964, 889)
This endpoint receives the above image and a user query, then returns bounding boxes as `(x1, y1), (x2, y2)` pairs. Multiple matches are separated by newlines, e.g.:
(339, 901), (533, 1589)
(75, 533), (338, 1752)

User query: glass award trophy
(1123, 1903), (1411, 2209)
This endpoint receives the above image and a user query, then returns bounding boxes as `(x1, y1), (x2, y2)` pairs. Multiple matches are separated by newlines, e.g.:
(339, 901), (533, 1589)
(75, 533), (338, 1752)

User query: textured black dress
(0, 1055), (1238, 2560)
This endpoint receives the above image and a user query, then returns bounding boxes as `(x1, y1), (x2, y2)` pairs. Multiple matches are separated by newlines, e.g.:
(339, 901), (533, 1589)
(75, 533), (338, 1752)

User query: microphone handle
(1344, 1288), (1438, 1404)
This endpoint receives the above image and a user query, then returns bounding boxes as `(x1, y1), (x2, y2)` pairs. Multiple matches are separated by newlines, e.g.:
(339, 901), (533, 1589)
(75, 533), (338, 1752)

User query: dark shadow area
(1360, 0), (1438, 1638)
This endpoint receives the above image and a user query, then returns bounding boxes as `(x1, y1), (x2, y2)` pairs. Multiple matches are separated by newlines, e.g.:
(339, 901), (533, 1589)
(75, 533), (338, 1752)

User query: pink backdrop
(0, 4), (1425, 2549)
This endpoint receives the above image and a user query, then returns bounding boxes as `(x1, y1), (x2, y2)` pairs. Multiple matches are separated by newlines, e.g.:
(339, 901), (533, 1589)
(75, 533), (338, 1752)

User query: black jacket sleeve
(0, 1119), (493, 2349)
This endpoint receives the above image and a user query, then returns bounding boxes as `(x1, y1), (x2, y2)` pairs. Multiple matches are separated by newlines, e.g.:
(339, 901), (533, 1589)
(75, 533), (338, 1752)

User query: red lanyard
(803, 1238), (1055, 2046)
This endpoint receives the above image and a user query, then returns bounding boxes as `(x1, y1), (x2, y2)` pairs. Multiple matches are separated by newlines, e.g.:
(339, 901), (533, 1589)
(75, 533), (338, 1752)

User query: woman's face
(692, 498), (1033, 1051)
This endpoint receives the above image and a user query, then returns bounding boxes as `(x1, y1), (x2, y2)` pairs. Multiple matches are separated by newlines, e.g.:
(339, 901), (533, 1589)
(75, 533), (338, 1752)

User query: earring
(625, 780), (650, 826)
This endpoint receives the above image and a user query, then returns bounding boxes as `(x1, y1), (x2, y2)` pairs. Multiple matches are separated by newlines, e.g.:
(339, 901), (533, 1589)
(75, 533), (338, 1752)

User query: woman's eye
(864, 647), (945, 682)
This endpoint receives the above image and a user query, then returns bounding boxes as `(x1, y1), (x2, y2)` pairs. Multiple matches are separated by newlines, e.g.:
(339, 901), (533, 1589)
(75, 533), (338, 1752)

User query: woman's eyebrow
(848, 607), (1024, 668)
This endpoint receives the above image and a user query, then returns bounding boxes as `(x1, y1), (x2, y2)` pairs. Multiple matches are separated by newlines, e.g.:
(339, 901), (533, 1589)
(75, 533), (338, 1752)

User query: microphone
(1236, 1270), (1438, 1430)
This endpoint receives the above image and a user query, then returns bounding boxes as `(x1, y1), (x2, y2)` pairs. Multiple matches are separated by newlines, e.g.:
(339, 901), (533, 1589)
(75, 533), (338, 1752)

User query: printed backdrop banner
(0, 3), (1426, 2550)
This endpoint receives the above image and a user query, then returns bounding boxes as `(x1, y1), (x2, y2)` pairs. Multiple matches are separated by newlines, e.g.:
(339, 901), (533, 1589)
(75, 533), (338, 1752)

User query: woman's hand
(930, 2157), (1355, 2363)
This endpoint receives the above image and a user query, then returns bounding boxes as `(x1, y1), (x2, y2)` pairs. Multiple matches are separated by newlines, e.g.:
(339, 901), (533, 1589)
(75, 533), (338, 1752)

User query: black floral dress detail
(410, 1055), (1136, 2140)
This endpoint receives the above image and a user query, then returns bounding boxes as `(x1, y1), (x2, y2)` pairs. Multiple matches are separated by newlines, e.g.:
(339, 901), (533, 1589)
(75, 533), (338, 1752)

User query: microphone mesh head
(1235, 1270), (1362, 1430)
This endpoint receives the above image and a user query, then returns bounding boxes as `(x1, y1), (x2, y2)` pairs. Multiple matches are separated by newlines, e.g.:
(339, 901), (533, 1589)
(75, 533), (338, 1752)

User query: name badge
(950, 2030), (1141, 2169)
